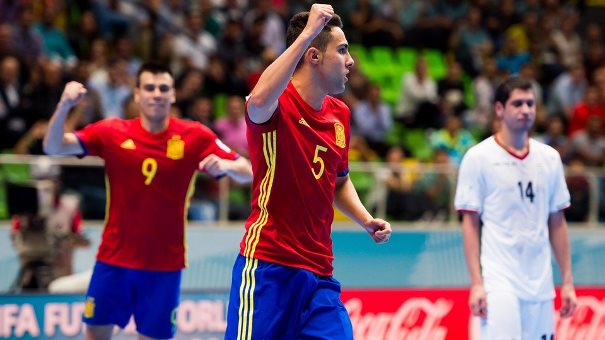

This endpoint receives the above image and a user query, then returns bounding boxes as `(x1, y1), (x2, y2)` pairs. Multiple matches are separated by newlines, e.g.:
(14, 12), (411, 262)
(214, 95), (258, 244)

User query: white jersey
(455, 136), (570, 301)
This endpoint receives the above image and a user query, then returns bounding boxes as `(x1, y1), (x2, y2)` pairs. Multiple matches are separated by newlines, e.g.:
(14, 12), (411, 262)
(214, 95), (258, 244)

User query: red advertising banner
(341, 287), (605, 340)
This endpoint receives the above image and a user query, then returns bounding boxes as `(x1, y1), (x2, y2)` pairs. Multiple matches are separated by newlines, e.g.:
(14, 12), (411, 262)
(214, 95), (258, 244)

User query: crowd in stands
(1, 0), (604, 223)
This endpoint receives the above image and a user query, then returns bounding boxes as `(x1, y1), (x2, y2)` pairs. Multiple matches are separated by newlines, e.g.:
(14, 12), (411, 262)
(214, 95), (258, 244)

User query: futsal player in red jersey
(43, 62), (252, 340)
(225, 4), (392, 339)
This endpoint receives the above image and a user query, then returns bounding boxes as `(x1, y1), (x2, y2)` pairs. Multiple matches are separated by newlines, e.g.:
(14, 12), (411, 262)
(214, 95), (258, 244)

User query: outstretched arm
(246, 4), (335, 124)
(461, 211), (487, 319)
(549, 210), (577, 318)
(334, 175), (391, 243)
(199, 154), (253, 184)
(43, 81), (87, 155)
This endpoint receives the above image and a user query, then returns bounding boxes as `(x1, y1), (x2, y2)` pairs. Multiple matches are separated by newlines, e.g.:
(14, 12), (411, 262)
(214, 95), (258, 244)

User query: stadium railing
(0, 154), (602, 226)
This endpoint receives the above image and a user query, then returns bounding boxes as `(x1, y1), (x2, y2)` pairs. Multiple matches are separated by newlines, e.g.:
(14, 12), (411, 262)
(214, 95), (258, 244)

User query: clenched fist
(303, 4), (335, 40)
(60, 81), (87, 109)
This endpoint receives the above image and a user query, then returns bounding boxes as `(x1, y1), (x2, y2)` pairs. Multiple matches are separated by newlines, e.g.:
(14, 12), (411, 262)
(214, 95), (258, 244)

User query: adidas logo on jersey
(120, 139), (136, 150)
(299, 118), (310, 127)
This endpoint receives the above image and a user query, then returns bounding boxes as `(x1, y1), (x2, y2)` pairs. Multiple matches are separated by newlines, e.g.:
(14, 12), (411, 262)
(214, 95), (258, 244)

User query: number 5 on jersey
(142, 158), (158, 185)
(311, 145), (328, 179)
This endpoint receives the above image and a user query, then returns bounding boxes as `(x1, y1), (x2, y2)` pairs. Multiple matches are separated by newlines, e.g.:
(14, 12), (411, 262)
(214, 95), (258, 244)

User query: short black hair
(136, 61), (173, 87)
(286, 12), (343, 69)
(494, 76), (534, 105)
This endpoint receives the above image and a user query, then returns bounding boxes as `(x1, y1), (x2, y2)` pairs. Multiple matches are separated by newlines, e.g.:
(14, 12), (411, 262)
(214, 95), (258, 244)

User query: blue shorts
(225, 255), (353, 340)
(82, 261), (181, 339)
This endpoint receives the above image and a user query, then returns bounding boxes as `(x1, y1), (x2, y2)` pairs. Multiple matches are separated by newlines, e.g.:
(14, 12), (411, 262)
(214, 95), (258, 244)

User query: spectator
(566, 114), (605, 166)
(202, 56), (248, 97)
(215, 0), (246, 25)
(114, 36), (142, 78)
(352, 83), (393, 157)
(67, 10), (101, 60)
(468, 57), (499, 131)
(413, 148), (453, 221)
(582, 22), (605, 78)
(348, 134), (380, 163)
(564, 157), (590, 222)
(504, 10), (540, 54)
(496, 35), (531, 75)
(451, 6), (493, 77)
(90, 0), (134, 40)
(175, 68), (204, 118)
(551, 10), (582, 69)
(85, 38), (109, 76)
(341, 56), (370, 108)
(243, 15), (268, 68)
(548, 63), (587, 120)
(217, 19), (247, 70)
(0, 23), (14, 58)
(348, 0), (403, 48)
(243, 0), (285, 55)
(429, 115), (476, 166)
(188, 96), (215, 131)
(10, 4), (44, 68)
(33, 4), (77, 69)
(568, 86), (605, 136)
(396, 56), (440, 128)
(172, 10), (217, 72)
(0, 55), (25, 150)
(535, 114), (569, 157)
(21, 60), (65, 126)
(214, 96), (248, 157)
(380, 145), (424, 221)
(438, 61), (468, 117)
(87, 59), (132, 119)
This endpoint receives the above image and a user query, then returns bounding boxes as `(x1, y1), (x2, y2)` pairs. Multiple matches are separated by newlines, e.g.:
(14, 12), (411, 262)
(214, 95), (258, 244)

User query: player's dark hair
(494, 76), (534, 105)
(286, 11), (343, 69)
(135, 61), (173, 87)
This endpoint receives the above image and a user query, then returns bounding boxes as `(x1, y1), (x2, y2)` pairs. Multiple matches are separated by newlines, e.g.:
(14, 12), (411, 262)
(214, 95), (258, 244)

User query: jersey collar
(494, 133), (530, 160)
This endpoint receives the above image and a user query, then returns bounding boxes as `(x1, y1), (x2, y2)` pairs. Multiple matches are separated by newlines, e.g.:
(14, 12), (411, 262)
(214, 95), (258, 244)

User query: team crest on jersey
(334, 121), (346, 148)
(167, 135), (184, 160)
(84, 297), (95, 318)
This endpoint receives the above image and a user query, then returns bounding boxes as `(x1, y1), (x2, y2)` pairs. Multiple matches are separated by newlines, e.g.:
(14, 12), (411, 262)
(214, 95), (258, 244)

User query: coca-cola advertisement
(341, 287), (605, 340)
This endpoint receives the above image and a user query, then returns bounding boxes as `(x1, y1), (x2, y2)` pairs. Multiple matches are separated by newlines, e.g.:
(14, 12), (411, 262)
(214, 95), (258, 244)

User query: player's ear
(306, 47), (321, 65)
(494, 101), (504, 118)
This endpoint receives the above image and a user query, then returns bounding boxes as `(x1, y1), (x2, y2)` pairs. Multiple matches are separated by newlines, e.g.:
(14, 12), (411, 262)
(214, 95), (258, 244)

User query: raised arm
(548, 210), (577, 318)
(43, 81), (87, 155)
(334, 175), (391, 243)
(246, 4), (334, 124)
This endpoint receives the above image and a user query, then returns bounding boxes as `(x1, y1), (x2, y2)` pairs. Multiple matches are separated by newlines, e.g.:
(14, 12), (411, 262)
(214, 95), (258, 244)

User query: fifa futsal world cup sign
(1, 288), (605, 339)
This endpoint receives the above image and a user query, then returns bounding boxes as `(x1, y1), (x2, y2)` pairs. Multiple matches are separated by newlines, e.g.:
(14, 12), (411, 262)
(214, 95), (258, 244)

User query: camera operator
(9, 161), (89, 292)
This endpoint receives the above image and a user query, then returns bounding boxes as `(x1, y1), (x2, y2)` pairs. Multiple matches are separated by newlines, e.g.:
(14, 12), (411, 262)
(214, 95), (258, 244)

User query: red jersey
(569, 103), (605, 136)
(240, 82), (350, 276)
(76, 117), (238, 271)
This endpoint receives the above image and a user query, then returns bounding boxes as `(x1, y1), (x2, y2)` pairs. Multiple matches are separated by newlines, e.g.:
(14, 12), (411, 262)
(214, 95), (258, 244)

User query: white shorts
(479, 291), (554, 340)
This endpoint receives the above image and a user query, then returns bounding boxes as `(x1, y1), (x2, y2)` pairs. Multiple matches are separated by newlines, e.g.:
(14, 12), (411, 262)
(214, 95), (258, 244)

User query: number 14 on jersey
(518, 181), (535, 203)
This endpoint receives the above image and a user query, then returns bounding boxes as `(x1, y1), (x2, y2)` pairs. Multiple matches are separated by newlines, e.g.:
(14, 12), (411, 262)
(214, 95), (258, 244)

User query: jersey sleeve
(549, 151), (571, 212)
(244, 97), (280, 133)
(74, 119), (111, 157)
(454, 148), (484, 213)
(195, 123), (239, 161)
